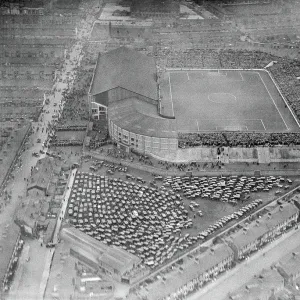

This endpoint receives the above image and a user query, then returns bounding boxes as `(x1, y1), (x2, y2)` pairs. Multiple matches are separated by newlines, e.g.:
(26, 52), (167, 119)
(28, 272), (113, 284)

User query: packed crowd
(178, 132), (300, 148)
(156, 48), (300, 148)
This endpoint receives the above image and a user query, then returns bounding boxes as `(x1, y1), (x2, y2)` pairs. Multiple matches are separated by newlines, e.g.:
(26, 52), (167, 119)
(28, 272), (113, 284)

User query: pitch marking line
(256, 72), (289, 131)
(207, 93), (237, 103)
(196, 120), (200, 132)
(239, 71), (244, 81)
(260, 119), (266, 131)
(168, 72), (175, 117)
(187, 72), (190, 80)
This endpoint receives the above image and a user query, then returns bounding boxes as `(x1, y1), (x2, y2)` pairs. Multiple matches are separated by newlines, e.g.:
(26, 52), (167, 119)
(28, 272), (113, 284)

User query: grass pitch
(160, 69), (299, 133)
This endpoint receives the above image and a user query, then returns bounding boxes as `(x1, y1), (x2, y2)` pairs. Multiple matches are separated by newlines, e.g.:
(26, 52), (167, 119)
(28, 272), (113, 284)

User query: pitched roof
(61, 227), (141, 275)
(108, 97), (177, 138)
(226, 268), (284, 300)
(89, 47), (158, 100)
(227, 202), (298, 250)
(27, 157), (54, 192)
(148, 243), (234, 300)
(278, 244), (300, 277)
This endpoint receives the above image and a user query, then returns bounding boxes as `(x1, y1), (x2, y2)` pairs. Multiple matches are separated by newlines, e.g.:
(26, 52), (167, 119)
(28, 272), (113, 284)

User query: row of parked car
(159, 175), (292, 205)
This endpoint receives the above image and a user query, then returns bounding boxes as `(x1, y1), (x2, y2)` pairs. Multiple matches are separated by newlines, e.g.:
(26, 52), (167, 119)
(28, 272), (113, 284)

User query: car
(46, 242), (56, 248)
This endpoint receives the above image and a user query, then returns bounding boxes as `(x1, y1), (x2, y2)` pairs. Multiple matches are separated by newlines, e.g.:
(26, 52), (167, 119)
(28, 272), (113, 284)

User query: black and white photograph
(1, 0), (300, 300)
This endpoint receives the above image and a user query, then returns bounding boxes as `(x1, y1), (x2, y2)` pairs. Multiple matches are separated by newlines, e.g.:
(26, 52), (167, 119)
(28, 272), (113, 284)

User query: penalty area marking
(255, 72), (289, 131)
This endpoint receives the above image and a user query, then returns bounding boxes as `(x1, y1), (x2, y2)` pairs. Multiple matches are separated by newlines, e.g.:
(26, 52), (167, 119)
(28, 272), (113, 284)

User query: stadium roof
(89, 47), (158, 101)
(108, 98), (177, 138)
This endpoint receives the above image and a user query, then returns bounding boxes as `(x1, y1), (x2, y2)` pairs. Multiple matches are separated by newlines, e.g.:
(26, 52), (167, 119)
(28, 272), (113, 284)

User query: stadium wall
(108, 119), (178, 156)
(148, 145), (300, 164)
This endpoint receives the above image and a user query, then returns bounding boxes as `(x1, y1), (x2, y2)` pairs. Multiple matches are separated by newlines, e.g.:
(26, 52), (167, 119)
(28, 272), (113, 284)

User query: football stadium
(88, 47), (300, 161)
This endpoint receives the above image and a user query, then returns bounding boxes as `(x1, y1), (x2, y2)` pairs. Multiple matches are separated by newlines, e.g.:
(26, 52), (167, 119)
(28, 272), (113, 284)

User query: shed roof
(89, 47), (158, 101)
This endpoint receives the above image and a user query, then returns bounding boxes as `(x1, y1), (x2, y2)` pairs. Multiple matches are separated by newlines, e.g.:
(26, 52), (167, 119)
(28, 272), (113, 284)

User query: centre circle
(208, 93), (237, 104)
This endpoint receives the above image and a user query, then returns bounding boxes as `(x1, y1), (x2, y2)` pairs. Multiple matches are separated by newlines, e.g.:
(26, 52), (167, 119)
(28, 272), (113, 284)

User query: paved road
(7, 25), (87, 300)
(188, 226), (300, 300)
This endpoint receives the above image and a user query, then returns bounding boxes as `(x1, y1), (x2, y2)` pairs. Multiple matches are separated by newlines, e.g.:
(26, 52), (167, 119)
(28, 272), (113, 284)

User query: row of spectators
(178, 132), (300, 148)
(154, 48), (300, 147)
(155, 48), (278, 70)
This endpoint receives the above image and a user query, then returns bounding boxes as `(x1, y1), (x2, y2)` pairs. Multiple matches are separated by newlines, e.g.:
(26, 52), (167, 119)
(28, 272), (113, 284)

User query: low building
(0, 223), (21, 296)
(226, 202), (299, 260)
(225, 268), (284, 300)
(277, 245), (300, 287)
(74, 275), (114, 300)
(27, 157), (54, 196)
(147, 242), (234, 300)
(60, 227), (141, 282)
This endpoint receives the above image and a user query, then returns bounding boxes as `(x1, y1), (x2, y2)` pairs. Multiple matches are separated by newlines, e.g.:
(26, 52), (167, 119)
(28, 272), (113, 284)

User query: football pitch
(159, 69), (300, 132)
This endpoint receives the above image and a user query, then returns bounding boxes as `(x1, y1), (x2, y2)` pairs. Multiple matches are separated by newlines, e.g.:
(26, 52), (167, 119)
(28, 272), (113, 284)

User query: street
(188, 227), (300, 300)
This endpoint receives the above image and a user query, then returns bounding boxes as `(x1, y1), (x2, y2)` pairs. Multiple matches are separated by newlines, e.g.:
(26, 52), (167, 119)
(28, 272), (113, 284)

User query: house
(277, 245), (300, 287)
(226, 202), (299, 260)
(225, 268), (284, 300)
(27, 157), (54, 196)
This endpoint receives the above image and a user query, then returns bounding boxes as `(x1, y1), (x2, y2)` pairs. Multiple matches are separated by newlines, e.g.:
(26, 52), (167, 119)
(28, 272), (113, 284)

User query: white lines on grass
(239, 71), (244, 81)
(196, 120), (200, 132)
(187, 72), (190, 80)
(256, 72), (289, 131)
(260, 119), (266, 131)
(168, 72), (175, 117)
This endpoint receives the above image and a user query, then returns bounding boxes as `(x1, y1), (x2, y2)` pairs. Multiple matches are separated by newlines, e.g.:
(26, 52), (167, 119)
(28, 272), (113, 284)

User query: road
(188, 226), (300, 300)
(6, 18), (89, 300)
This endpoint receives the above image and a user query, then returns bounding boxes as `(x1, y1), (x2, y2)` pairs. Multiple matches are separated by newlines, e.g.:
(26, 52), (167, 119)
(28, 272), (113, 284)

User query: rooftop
(89, 47), (158, 101)
(27, 157), (54, 192)
(148, 243), (233, 300)
(61, 227), (141, 276)
(226, 268), (284, 300)
(0, 223), (20, 285)
(108, 97), (177, 138)
(226, 202), (298, 250)
(278, 244), (300, 277)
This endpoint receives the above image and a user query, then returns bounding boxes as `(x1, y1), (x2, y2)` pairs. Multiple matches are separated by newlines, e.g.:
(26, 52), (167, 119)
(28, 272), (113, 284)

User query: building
(131, 0), (180, 19)
(0, 0), (45, 15)
(27, 157), (54, 196)
(147, 242), (234, 300)
(89, 47), (158, 119)
(225, 268), (284, 300)
(226, 202), (299, 261)
(0, 223), (21, 296)
(60, 227), (141, 282)
(277, 245), (300, 287)
(88, 47), (178, 156)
